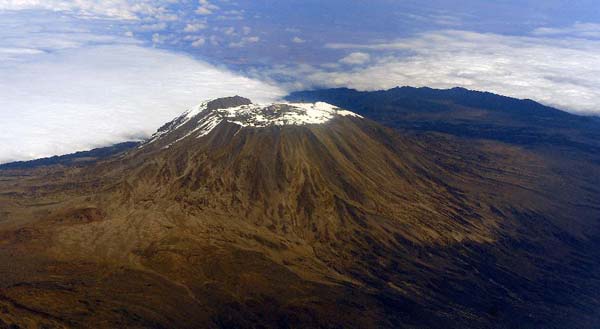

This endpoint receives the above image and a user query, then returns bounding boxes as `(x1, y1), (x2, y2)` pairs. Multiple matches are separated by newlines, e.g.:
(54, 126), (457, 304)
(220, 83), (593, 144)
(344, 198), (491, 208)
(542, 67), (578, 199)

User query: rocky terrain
(0, 96), (599, 328)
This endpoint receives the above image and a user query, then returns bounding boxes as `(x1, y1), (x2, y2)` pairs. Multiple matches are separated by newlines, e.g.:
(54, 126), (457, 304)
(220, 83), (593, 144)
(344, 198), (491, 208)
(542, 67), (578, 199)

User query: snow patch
(192, 101), (361, 137)
(143, 100), (362, 147)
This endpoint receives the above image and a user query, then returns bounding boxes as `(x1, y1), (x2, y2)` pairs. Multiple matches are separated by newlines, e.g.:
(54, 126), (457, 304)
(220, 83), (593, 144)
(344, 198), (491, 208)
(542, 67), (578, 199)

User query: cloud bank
(0, 7), (278, 164)
(263, 29), (600, 115)
(0, 0), (172, 20)
(0, 44), (284, 163)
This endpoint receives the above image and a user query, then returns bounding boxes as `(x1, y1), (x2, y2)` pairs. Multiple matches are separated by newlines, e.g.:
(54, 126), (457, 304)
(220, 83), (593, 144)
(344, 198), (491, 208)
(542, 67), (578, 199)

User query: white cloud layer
(271, 29), (600, 114)
(339, 52), (370, 65)
(0, 44), (284, 163)
(532, 23), (600, 39)
(0, 0), (125, 19)
(0, 0), (175, 20)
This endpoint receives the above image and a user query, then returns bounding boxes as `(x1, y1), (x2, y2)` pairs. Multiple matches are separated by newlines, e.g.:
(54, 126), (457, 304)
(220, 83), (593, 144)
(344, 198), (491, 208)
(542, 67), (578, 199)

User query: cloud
(216, 9), (244, 20)
(184, 22), (207, 33)
(222, 26), (236, 36)
(229, 35), (260, 48)
(191, 37), (206, 47)
(138, 22), (167, 32)
(267, 29), (600, 114)
(0, 0), (174, 20)
(0, 11), (140, 62)
(151, 32), (167, 44)
(400, 12), (463, 27)
(0, 44), (284, 163)
(292, 36), (305, 44)
(339, 52), (370, 65)
(532, 22), (600, 39)
(195, 0), (219, 16)
(195, 7), (212, 15)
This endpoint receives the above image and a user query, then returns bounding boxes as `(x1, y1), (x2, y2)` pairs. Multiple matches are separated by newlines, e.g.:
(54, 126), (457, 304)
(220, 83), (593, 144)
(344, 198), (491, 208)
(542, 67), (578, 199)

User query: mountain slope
(0, 97), (599, 328)
(286, 87), (600, 155)
(0, 142), (140, 170)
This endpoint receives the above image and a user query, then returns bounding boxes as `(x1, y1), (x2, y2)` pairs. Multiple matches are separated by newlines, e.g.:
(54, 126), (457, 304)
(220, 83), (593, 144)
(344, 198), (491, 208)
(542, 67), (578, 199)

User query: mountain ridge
(0, 141), (140, 170)
(286, 86), (600, 156)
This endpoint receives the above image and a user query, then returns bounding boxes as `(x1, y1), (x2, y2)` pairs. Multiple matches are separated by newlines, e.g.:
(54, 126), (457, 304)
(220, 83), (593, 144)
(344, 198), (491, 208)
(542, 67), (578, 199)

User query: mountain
(0, 142), (140, 170)
(1, 96), (599, 328)
(287, 87), (600, 155)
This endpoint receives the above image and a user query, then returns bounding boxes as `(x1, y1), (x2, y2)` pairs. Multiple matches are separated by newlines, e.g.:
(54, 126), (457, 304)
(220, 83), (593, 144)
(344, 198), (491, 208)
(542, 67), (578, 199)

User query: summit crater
(144, 97), (362, 148)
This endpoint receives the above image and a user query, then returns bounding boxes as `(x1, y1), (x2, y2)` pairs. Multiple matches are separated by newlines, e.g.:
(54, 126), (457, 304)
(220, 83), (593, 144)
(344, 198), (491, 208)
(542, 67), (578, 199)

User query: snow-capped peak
(144, 98), (362, 147)
(208, 101), (361, 129)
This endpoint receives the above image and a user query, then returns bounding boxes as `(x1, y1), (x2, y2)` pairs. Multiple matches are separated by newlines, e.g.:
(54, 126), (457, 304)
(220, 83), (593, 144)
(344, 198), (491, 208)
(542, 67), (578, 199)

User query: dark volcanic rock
(206, 95), (252, 111)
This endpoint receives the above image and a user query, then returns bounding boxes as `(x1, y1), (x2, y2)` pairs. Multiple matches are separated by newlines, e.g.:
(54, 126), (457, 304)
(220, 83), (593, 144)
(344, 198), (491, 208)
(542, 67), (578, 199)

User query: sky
(1, 0), (600, 163)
